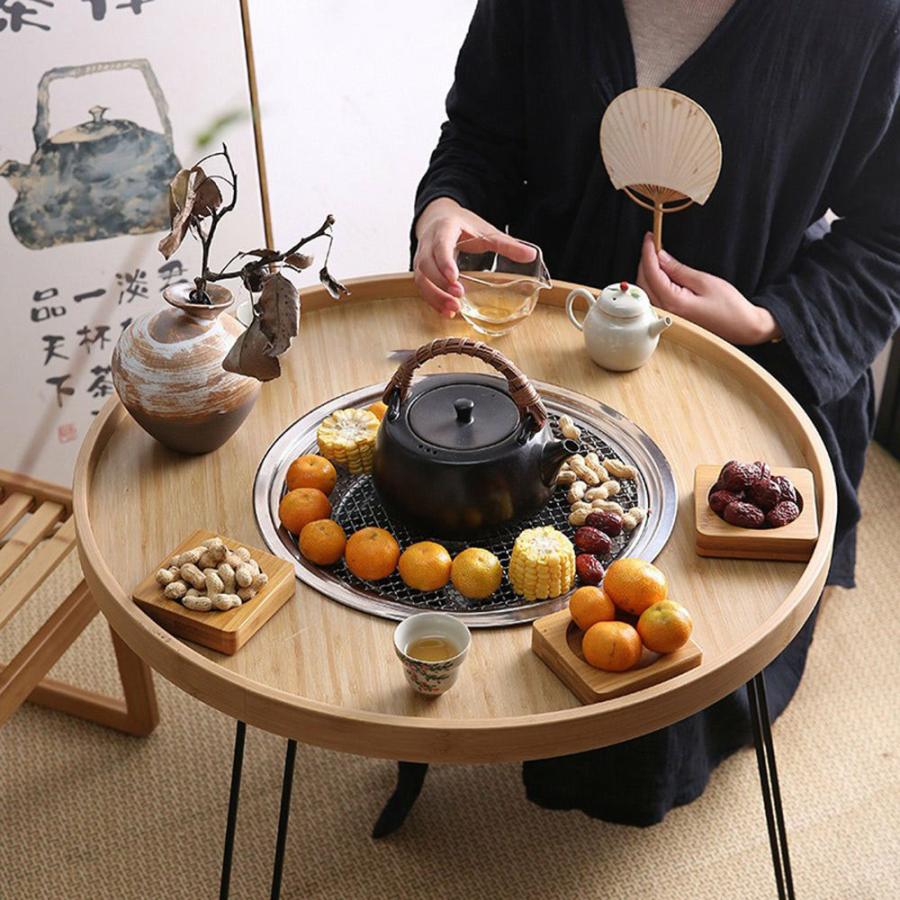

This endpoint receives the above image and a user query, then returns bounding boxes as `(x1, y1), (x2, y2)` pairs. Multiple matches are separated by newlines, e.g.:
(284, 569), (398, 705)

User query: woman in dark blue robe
(410, 0), (900, 825)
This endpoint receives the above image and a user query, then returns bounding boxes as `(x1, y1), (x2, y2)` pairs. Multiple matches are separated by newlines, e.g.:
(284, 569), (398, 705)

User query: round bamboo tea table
(74, 274), (835, 900)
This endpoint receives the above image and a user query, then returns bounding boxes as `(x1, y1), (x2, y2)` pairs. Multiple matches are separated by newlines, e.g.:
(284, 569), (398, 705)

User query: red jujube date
(723, 500), (766, 528)
(717, 460), (758, 493)
(576, 554), (604, 585)
(745, 477), (781, 511)
(574, 526), (613, 556)
(585, 510), (624, 537)
(709, 489), (743, 514)
(766, 501), (800, 527)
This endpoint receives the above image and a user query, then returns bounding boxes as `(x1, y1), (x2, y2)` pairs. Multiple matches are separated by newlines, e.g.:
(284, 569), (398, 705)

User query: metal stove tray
(253, 381), (676, 627)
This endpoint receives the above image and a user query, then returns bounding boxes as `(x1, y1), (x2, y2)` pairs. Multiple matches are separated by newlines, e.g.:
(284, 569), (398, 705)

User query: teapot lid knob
(88, 105), (109, 124)
(454, 397), (475, 424)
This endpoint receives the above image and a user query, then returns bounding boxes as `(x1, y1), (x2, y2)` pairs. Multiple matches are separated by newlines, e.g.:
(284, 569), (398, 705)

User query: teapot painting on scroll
(1, 58), (181, 249)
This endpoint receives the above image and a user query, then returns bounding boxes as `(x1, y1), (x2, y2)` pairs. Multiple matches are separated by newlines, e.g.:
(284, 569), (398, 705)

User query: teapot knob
(454, 397), (475, 425)
(88, 105), (109, 124)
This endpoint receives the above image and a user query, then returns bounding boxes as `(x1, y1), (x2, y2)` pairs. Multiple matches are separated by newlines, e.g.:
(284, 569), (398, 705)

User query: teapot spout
(541, 438), (580, 486)
(0, 160), (26, 191)
(649, 315), (672, 338)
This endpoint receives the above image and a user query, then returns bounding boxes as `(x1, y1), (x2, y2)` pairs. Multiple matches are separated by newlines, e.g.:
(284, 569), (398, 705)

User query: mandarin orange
(367, 401), (388, 421)
(298, 519), (347, 565)
(637, 600), (693, 654)
(603, 557), (668, 616)
(582, 620), (643, 672)
(398, 541), (452, 591)
(569, 586), (616, 630)
(279, 488), (332, 535)
(285, 454), (338, 494)
(450, 548), (503, 600)
(345, 527), (400, 581)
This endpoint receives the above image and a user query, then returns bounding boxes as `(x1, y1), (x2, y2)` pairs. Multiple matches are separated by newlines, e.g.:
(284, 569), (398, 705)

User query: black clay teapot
(373, 338), (578, 539)
(0, 59), (180, 249)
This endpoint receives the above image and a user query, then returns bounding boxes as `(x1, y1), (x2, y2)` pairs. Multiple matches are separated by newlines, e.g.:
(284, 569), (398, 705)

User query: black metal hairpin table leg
(270, 740), (298, 900)
(372, 762), (430, 838)
(748, 672), (795, 900)
(220, 719), (246, 900)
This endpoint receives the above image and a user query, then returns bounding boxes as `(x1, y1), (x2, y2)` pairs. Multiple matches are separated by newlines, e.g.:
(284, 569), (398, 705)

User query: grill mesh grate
(282, 414), (642, 615)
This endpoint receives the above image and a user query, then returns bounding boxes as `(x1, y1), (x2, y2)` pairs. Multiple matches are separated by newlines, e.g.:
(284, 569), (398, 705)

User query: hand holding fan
(600, 87), (722, 251)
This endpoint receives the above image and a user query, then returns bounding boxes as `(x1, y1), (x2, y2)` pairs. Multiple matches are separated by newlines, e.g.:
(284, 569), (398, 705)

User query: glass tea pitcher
(454, 237), (551, 337)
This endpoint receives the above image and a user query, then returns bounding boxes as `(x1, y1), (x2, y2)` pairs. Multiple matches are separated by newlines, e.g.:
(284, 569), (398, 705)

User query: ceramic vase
(112, 283), (260, 454)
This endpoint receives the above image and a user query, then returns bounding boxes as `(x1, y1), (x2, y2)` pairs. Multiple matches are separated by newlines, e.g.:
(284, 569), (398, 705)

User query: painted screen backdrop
(0, 0), (266, 482)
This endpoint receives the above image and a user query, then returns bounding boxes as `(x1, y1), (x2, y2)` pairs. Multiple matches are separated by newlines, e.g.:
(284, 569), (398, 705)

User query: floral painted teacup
(393, 612), (471, 696)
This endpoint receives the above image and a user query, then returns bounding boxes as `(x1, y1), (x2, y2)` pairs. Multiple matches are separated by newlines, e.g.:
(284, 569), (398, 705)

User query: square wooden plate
(132, 529), (295, 655)
(531, 608), (702, 704)
(694, 465), (819, 561)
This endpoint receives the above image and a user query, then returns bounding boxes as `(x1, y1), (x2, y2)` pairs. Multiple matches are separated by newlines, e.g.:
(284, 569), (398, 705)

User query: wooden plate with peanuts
(132, 529), (295, 654)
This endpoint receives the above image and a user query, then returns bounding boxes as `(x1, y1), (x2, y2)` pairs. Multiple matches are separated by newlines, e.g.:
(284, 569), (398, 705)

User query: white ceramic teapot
(566, 281), (671, 372)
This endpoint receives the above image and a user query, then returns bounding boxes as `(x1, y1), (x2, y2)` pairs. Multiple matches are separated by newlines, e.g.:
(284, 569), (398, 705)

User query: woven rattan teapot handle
(382, 337), (548, 430)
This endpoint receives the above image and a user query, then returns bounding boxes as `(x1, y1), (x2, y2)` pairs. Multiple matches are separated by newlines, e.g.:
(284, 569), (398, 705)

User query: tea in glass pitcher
(455, 238), (550, 337)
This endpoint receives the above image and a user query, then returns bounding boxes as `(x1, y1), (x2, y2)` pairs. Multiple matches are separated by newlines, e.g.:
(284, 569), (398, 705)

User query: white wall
(249, 0), (477, 279)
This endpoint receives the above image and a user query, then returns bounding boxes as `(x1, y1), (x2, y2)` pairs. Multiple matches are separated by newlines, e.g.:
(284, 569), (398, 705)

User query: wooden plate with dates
(694, 465), (819, 562)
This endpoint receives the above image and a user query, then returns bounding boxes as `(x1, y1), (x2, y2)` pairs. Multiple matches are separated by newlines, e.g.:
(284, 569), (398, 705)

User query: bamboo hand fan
(600, 87), (722, 250)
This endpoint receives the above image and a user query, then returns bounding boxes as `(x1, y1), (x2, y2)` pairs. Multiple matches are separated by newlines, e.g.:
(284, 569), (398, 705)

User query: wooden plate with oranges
(531, 558), (702, 703)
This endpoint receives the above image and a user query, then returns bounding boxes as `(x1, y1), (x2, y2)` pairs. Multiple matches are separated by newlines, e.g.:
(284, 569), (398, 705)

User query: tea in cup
(393, 612), (471, 696)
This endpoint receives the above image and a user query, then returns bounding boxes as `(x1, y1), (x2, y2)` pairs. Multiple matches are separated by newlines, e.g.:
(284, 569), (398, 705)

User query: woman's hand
(636, 233), (781, 345)
(414, 197), (537, 317)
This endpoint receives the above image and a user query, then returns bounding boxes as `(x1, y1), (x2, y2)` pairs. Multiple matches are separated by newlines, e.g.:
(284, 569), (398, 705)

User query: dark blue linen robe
(412, 0), (900, 824)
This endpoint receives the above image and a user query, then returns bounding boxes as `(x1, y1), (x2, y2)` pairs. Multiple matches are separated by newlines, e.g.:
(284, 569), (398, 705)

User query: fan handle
(623, 185), (694, 252)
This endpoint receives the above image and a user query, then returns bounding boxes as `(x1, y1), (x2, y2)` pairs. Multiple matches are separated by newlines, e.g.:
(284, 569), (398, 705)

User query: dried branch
(193, 144), (238, 300)
(205, 214), (335, 283)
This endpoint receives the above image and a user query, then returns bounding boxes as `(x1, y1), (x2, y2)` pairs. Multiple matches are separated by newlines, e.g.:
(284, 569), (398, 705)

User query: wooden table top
(74, 274), (836, 763)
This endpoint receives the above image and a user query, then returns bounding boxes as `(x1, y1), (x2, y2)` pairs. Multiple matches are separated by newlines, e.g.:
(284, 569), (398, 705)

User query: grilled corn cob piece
(509, 526), (576, 601)
(316, 408), (380, 474)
